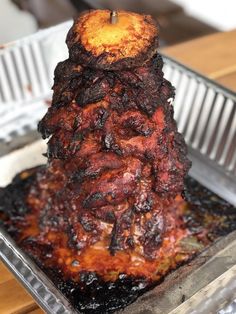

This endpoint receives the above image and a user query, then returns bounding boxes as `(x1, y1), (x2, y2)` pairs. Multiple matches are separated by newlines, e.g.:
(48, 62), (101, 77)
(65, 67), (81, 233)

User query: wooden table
(1, 29), (236, 314)
(162, 29), (236, 92)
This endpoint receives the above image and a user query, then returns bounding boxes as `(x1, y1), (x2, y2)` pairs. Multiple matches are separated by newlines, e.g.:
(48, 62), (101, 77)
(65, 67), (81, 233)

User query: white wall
(172, 0), (236, 31)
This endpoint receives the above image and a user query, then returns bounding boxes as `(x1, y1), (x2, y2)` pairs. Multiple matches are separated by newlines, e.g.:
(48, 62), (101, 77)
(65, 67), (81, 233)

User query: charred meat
(2, 9), (225, 314)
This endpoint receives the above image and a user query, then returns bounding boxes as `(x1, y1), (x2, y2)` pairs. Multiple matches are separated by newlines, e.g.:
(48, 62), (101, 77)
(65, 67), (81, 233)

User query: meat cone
(26, 10), (190, 269)
(2, 9), (193, 312)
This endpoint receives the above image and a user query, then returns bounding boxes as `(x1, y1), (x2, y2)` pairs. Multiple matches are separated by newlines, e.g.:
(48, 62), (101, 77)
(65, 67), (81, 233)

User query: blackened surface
(183, 176), (236, 238)
(44, 269), (152, 314)
(0, 167), (42, 237)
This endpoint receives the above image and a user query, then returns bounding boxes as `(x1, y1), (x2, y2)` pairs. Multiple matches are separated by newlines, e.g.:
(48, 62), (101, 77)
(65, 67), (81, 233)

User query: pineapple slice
(67, 10), (159, 70)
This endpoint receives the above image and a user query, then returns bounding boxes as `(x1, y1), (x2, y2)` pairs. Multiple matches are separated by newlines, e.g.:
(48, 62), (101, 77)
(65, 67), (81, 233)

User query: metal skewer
(110, 10), (118, 24)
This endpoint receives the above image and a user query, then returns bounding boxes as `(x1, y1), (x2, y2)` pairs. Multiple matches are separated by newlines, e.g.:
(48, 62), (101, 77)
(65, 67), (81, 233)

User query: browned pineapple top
(66, 10), (159, 70)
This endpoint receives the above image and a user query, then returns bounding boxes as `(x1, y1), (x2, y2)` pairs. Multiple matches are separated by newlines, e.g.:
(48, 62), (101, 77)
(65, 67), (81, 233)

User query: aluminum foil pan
(0, 21), (235, 314)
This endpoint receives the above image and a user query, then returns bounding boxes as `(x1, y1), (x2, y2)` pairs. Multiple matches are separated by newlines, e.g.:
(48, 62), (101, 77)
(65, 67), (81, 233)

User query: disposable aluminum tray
(0, 21), (236, 314)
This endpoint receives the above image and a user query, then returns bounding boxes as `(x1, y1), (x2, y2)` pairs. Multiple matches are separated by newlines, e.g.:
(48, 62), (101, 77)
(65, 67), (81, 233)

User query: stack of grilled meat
(2, 10), (198, 313)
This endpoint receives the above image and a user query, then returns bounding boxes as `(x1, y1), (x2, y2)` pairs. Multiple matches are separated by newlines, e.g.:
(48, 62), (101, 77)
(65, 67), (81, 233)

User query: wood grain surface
(162, 29), (236, 91)
(0, 263), (41, 314)
(1, 29), (236, 314)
